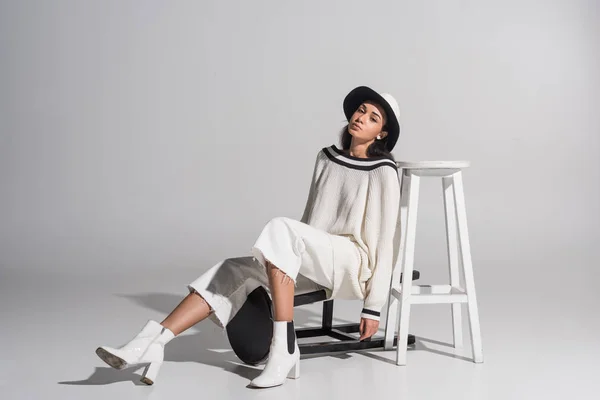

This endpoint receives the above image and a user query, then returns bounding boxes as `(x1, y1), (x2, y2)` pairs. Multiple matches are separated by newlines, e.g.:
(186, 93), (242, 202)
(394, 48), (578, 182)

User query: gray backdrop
(1, 1), (598, 316)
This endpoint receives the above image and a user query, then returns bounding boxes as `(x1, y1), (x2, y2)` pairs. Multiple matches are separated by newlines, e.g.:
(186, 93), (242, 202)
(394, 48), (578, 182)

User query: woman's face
(347, 100), (388, 143)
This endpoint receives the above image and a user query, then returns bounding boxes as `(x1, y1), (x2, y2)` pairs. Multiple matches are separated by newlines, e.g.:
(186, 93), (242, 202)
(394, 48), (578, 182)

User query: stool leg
(396, 173), (420, 366)
(443, 175), (463, 349)
(453, 171), (484, 363)
(384, 169), (409, 350)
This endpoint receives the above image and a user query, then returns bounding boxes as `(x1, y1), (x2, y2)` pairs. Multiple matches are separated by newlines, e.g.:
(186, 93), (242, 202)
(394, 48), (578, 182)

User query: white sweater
(300, 145), (401, 321)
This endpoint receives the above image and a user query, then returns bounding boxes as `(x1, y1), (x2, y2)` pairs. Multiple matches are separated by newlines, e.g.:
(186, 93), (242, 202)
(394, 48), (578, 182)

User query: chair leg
(322, 300), (333, 331)
(396, 173), (420, 366)
(453, 171), (483, 363)
(385, 170), (410, 350)
(443, 175), (463, 349)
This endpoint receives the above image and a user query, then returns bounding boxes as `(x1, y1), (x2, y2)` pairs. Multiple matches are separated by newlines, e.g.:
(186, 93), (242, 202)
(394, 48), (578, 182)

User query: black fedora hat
(343, 86), (400, 152)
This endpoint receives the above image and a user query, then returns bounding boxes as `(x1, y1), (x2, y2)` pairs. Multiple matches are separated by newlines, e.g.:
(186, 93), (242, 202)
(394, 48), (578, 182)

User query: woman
(95, 85), (402, 388)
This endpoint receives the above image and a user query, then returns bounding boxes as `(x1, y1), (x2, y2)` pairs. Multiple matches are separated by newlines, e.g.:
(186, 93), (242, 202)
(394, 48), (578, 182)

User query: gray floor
(2, 266), (599, 400)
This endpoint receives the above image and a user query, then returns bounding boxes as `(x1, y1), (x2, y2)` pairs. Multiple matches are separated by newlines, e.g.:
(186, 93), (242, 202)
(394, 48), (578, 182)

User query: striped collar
(322, 145), (398, 171)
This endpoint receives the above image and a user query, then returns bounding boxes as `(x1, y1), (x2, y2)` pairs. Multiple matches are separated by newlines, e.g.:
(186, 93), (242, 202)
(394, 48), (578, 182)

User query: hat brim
(343, 86), (399, 152)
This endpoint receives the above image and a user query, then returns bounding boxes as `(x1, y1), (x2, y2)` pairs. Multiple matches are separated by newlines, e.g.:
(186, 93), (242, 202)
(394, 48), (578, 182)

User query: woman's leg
(186, 256), (271, 328)
(266, 261), (295, 322)
(249, 217), (321, 388)
(96, 256), (268, 386)
(160, 290), (213, 336)
(162, 255), (300, 335)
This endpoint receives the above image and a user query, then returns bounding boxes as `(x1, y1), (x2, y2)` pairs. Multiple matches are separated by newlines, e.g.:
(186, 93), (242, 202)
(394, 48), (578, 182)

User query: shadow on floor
(358, 335), (474, 365)
(59, 291), (346, 386)
(59, 291), (471, 386)
(59, 329), (261, 386)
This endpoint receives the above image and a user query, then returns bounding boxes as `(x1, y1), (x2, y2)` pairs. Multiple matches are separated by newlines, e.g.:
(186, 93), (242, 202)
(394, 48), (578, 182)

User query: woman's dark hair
(339, 124), (395, 161)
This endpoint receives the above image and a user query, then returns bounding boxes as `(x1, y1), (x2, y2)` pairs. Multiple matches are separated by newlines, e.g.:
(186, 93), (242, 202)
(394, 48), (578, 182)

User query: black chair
(226, 270), (420, 365)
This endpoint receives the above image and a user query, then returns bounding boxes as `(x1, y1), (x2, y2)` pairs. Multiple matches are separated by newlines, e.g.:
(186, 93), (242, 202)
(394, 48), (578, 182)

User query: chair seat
(294, 269), (421, 307)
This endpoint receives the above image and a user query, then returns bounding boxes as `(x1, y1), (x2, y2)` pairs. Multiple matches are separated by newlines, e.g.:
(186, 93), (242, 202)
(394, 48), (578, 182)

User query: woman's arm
(300, 153), (321, 224)
(360, 166), (401, 321)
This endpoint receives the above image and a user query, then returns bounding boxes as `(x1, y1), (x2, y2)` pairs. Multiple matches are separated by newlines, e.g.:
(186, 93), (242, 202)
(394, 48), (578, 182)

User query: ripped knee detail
(266, 261), (295, 286)
(191, 289), (215, 314)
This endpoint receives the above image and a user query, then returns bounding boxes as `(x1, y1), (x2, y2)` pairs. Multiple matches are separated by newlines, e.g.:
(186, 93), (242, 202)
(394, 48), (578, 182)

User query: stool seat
(396, 161), (470, 169)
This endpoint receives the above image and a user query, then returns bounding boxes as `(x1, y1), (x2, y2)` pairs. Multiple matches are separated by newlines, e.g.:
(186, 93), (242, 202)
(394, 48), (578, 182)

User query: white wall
(1, 1), (598, 304)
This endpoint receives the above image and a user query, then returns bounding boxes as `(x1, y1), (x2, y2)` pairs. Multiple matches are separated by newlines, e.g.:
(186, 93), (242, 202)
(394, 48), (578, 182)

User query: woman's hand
(359, 317), (379, 341)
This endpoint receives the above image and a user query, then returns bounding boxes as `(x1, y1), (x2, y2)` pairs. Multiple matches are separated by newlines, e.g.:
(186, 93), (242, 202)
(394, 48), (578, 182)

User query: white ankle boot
(95, 320), (175, 385)
(249, 320), (300, 388)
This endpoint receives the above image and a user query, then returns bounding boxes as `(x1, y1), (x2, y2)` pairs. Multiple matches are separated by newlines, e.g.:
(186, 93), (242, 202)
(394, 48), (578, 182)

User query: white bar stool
(383, 161), (484, 365)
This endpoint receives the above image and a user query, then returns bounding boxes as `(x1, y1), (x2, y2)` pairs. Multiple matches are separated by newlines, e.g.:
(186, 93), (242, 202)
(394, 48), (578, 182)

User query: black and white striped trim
(361, 308), (380, 317)
(360, 308), (381, 321)
(323, 145), (398, 172)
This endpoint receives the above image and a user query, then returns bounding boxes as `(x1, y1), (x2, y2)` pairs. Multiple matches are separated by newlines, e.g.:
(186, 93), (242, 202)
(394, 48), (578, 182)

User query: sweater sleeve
(300, 152), (321, 224)
(360, 167), (401, 321)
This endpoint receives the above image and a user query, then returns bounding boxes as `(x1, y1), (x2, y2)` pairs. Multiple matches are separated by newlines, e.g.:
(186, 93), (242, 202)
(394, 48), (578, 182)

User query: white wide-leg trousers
(187, 217), (366, 327)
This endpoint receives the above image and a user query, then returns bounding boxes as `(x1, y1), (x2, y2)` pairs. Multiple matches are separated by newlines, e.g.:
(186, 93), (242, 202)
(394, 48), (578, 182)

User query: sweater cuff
(360, 308), (381, 321)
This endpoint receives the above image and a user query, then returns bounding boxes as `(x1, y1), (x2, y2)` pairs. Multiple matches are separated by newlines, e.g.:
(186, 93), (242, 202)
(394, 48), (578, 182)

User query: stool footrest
(391, 285), (468, 304)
